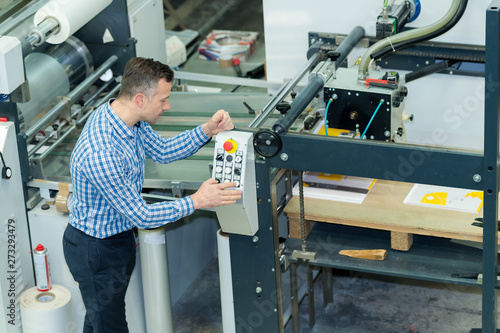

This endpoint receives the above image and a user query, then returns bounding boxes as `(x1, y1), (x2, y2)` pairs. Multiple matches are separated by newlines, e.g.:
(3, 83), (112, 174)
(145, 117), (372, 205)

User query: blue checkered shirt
(69, 100), (210, 238)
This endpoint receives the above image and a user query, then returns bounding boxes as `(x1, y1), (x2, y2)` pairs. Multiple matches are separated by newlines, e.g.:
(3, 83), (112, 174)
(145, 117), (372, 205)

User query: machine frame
(229, 3), (500, 332)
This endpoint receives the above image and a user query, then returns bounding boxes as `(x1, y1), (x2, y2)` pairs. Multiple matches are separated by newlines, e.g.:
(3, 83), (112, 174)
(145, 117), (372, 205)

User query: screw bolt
(473, 174), (482, 183)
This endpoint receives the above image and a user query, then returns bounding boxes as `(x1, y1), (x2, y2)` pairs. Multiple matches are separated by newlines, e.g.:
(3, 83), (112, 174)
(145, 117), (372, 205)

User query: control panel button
(215, 166), (223, 173)
(234, 168), (241, 175)
(226, 155), (233, 162)
(223, 139), (238, 154)
(235, 155), (242, 163)
(224, 167), (232, 174)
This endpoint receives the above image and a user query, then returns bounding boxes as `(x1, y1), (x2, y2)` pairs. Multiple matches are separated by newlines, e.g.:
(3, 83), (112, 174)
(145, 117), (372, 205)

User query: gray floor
(172, 257), (491, 333)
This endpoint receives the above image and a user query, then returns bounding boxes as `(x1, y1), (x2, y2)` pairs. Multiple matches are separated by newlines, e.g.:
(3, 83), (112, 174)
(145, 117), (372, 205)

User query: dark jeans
(63, 224), (136, 333)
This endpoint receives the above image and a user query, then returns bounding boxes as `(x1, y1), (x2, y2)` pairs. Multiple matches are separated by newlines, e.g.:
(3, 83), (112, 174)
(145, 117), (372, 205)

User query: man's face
(141, 79), (172, 124)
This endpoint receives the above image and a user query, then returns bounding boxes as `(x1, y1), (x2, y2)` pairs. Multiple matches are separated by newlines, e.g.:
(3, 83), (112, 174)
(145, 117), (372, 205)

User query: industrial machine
(214, 1), (500, 332)
(2, 0), (500, 332)
(0, 0), (218, 332)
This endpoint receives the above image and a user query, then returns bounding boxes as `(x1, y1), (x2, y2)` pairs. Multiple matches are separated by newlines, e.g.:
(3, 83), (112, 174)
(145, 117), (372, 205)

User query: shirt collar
(105, 99), (140, 139)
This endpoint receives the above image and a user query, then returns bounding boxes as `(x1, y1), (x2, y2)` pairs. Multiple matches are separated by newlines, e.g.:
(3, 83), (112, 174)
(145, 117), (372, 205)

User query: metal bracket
(171, 181), (183, 198)
(291, 249), (317, 262)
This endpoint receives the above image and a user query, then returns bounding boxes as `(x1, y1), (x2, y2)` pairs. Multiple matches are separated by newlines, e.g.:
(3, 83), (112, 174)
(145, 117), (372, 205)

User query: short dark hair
(118, 57), (174, 100)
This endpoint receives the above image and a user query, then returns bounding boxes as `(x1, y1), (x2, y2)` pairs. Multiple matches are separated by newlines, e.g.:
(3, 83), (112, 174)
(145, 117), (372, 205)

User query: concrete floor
(172, 257), (493, 333)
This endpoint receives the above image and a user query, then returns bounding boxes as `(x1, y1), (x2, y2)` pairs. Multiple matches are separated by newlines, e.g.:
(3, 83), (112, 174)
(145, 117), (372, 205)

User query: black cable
(0, 151), (6, 167)
(372, 0), (468, 61)
(405, 60), (452, 83)
(0, 151), (11, 180)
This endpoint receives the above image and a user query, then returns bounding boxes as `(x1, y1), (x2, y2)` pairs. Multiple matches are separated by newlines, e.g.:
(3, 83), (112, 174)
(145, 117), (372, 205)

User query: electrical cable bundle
(372, 0), (469, 62)
(358, 0), (467, 78)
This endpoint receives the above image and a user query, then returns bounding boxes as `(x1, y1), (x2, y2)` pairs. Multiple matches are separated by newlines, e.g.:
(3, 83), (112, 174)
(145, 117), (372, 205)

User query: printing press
(1, 0), (500, 332)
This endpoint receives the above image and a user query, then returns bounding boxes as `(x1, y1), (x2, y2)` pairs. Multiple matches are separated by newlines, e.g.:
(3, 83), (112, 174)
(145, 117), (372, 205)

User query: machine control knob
(223, 140), (237, 153)
(326, 50), (341, 62)
(234, 168), (241, 175)
(276, 101), (291, 115)
(216, 154), (224, 161)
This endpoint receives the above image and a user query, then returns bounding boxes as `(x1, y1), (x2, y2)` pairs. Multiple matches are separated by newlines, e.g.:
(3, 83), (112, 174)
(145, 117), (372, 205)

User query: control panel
(212, 131), (258, 236)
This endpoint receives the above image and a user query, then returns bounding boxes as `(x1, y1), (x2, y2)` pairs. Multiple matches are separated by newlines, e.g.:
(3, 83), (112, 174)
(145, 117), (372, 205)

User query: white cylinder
(138, 226), (174, 333)
(33, 0), (113, 44)
(217, 229), (236, 332)
(20, 284), (73, 333)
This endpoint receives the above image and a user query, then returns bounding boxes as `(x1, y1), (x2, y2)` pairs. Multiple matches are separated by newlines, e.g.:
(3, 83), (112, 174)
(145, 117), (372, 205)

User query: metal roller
(17, 36), (92, 133)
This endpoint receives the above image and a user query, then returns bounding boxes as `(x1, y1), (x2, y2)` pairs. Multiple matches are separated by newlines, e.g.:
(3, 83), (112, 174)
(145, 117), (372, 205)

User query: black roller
(272, 76), (324, 134)
(335, 26), (366, 67)
(271, 26), (365, 135)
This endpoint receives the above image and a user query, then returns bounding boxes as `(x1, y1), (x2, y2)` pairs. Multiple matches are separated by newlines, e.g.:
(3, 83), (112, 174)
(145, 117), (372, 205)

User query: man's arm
(191, 179), (242, 209)
(201, 110), (234, 137)
(142, 124), (209, 164)
(81, 150), (194, 228)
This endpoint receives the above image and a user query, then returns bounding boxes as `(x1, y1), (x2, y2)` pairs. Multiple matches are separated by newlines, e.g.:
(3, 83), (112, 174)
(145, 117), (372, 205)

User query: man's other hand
(202, 110), (234, 137)
(191, 179), (242, 209)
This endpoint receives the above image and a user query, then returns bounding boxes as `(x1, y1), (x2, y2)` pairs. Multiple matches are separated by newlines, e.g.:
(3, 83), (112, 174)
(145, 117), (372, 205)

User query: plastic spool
(34, 0), (113, 44)
(138, 226), (174, 333)
(20, 285), (73, 333)
(217, 229), (236, 332)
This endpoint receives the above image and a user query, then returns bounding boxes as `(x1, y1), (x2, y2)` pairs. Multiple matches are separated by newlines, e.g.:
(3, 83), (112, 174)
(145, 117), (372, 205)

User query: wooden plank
(391, 231), (413, 251)
(288, 216), (315, 239)
(284, 180), (494, 243)
(339, 249), (387, 260)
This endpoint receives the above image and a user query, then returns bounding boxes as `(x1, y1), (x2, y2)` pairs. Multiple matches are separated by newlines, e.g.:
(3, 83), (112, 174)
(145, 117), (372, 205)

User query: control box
(212, 131), (258, 236)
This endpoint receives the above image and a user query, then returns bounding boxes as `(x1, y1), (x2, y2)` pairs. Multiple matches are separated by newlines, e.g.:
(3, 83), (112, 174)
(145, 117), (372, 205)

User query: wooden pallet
(285, 180), (488, 251)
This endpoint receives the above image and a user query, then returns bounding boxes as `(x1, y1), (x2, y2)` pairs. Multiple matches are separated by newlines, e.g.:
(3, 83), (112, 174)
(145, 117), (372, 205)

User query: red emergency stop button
(223, 139), (237, 154)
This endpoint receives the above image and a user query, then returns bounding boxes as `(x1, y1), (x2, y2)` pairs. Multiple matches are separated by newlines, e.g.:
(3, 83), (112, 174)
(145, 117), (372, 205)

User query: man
(63, 57), (241, 332)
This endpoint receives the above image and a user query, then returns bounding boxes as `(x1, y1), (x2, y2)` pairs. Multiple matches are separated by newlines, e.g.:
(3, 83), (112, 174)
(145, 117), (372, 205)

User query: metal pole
(290, 262), (300, 333)
(25, 55), (118, 139)
(27, 134), (52, 158)
(92, 83), (121, 108)
(173, 71), (281, 90)
(83, 78), (116, 107)
(482, 2), (500, 332)
(249, 53), (320, 128)
(37, 125), (76, 161)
